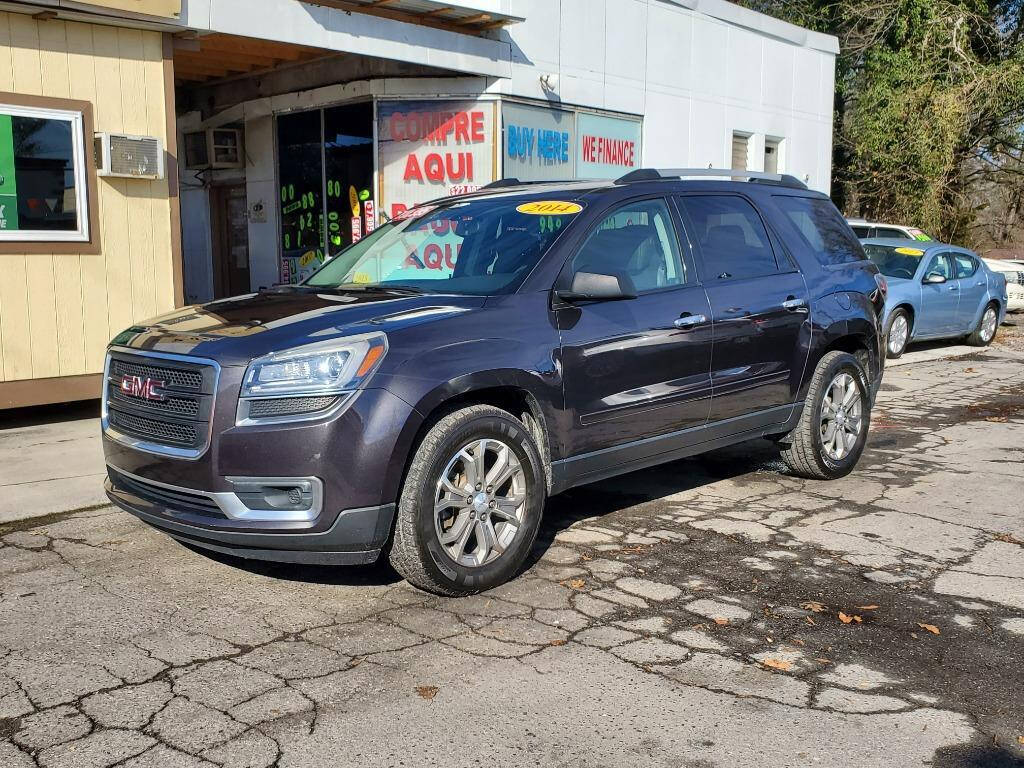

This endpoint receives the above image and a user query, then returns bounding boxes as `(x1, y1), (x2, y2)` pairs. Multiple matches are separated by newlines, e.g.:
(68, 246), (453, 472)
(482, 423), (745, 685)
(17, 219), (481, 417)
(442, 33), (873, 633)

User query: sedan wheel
(967, 303), (1000, 347)
(980, 306), (998, 343)
(887, 312), (910, 358)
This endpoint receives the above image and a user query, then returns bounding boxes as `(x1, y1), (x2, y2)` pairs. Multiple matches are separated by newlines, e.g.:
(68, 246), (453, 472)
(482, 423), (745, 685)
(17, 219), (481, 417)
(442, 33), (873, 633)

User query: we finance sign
(577, 113), (642, 179)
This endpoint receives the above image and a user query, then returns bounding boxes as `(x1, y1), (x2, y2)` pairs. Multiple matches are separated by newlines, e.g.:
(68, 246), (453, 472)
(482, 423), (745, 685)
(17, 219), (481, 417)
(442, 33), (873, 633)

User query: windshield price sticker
(516, 201), (583, 216)
(894, 247), (925, 256)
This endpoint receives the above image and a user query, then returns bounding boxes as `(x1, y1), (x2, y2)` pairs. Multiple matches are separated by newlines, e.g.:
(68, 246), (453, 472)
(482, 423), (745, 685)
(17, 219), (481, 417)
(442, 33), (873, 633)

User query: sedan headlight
(237, 333), (387, 424)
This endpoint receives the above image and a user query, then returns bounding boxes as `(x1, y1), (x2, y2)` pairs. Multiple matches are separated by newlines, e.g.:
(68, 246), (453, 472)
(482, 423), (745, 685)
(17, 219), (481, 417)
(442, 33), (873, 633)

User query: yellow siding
(0, 12), (175, 383)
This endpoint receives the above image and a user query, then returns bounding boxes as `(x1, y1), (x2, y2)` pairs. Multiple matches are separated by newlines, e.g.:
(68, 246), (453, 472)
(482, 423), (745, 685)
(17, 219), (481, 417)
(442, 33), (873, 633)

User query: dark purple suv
(102, 169), (886, 595)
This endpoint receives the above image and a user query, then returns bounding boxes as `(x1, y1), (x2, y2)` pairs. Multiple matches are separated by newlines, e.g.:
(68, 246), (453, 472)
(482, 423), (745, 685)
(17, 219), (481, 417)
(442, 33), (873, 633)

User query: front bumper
(106, 469), (395, 565)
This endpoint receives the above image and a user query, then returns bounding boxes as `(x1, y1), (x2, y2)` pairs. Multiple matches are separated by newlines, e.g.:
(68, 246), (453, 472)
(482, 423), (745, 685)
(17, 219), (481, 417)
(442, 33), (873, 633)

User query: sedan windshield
(864, 244), (926, 280)
(305, 196), (584, 295)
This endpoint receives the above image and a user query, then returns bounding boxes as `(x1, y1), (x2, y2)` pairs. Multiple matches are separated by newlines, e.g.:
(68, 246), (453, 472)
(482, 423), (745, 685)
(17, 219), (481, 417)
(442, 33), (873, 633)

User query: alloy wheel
(433, 438), (527, 567)
(820, 372), (863, 462)
(980, 307), (998, 343)
(888, 315), (909, 355)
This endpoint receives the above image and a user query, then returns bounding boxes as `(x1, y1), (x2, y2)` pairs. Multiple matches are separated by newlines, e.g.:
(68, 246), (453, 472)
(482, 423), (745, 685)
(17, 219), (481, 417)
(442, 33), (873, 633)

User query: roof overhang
(180, 0), (513, 78)
(297, 0), (524, 33)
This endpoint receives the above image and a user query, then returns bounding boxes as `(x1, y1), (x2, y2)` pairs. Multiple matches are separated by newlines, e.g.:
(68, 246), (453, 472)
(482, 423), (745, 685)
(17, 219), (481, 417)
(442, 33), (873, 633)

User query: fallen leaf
(562, 578), (586, 590)
(964, 367), (976, 374)
(802, 601), (827, 613)
(805, 616), (817, 626)
(815, 658), (831, 664)
(918, 623), (941, 635)
(762, 658), (793, 671)
(415, 686), (439, 701)
(995, 532), (1023, 545)
(857, 605), (880, 611)
(1017, 736), (1024, 746)
(838, 612), (863, 624)
(911, 632), (919, 639)
(713, 617), (730, 626)
(792, 638), (806, 646)
(550, 639), (567, 647)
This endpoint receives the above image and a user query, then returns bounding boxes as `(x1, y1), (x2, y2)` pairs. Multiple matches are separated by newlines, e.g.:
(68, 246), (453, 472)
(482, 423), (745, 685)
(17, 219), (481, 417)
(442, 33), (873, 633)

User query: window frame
(675, 192), (787, 283)
(560, 195), (691, 297)
(0, 92), (100, 255)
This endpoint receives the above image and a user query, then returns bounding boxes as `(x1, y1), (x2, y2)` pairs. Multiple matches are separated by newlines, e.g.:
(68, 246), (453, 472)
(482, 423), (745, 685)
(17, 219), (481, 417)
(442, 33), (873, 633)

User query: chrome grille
(108, 409), (198, 446)
(109, 384), (201, 417)
(109, 357), (203, 390)
(103, 351), (219, 459)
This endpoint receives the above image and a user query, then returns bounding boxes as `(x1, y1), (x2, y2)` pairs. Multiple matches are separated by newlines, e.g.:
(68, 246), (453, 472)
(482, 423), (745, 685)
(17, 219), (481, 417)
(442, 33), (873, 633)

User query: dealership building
(0, 0), (838, 408)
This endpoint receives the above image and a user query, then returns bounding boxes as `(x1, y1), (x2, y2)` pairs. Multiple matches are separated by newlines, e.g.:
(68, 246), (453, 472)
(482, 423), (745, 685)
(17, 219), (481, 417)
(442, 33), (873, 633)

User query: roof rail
(615, 168), (808, 190)
(480, 178), (524, 190)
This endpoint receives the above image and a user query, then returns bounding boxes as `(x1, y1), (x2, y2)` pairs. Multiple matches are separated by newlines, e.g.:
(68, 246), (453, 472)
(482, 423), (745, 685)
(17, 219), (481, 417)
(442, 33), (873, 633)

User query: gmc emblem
(120, 375), (167, 402)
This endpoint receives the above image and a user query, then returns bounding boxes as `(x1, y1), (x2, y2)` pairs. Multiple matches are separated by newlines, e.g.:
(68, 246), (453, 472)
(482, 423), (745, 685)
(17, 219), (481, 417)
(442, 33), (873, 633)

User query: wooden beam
(177, 49), (281, 70)
(173, 62), (236, 78)
(32, 10), (58, 20)
(456, 13), (491, 25)
(196, 34), (322, 61)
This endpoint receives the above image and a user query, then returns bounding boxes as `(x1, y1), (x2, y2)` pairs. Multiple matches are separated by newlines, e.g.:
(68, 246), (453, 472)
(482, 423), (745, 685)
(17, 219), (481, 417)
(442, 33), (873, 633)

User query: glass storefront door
(277, 102), (373, 284)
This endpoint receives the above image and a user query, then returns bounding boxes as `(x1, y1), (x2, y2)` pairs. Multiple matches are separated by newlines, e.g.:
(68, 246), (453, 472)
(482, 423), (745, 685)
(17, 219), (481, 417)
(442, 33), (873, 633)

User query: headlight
(237, 333), (387, 424)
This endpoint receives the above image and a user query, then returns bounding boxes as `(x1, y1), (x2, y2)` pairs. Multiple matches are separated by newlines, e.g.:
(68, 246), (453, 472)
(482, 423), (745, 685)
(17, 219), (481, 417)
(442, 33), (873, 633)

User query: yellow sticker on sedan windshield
(516, 201), (584, 215)
(894, 247), (925, 256)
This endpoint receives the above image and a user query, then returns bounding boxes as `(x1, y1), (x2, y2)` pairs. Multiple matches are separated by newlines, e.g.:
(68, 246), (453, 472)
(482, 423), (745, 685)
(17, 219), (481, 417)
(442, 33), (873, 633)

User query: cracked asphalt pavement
(2, 341), (1023, 768)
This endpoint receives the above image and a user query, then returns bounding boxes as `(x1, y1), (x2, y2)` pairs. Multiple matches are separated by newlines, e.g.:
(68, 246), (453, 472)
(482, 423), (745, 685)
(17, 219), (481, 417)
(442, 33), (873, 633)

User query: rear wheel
(780, 351), (871, 480)
(885, 309), (911, 359)
(966, 303), (999, 347)
(389, 405), (546, 596)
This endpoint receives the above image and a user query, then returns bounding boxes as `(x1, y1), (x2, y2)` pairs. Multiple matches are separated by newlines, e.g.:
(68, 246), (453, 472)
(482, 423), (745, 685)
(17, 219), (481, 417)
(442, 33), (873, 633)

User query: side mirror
(556, 271), (637, 302)
(924, 273), (947, 285)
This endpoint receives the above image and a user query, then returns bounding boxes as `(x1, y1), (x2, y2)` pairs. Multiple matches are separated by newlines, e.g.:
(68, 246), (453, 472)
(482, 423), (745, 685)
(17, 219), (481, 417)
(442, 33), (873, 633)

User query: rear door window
(773, 195), (866, 266)
(953, 253), (978, 279)
(676, 195), (779, 280)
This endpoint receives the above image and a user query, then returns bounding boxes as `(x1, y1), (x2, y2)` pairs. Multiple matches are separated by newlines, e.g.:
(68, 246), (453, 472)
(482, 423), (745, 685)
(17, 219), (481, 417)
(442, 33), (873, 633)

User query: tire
(780, 351), (871, 480)
(885, 309), (911, 359)
(966, 302), (999, 347)
(389, 405), (546, 596)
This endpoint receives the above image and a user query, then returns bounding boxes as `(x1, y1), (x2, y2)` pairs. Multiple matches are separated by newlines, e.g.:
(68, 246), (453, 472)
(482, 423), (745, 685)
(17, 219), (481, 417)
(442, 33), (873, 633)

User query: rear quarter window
(773, 195), (866, 266)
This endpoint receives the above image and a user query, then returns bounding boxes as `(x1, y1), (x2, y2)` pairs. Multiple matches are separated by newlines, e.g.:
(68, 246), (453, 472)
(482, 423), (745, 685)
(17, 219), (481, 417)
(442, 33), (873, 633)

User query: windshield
(304, 196), (584, 295)
(864, 244), (926, 279)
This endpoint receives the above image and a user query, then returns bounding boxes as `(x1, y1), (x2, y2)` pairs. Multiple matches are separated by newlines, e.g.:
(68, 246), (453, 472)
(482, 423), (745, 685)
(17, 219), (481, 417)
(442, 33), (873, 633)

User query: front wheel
(966, 303), (999, 347)
(885, 309), (911, 359)
(780, 351), (871, 480)
(389, 405), (546, 596)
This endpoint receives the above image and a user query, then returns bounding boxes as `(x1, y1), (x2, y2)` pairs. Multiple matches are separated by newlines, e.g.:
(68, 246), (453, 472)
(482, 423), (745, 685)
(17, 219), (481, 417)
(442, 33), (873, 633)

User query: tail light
(873, 273), (888, 300)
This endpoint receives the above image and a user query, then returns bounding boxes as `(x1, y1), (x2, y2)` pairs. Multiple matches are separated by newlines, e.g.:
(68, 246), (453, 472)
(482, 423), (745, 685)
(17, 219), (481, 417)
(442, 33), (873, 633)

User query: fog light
(228, 478), (316, 512)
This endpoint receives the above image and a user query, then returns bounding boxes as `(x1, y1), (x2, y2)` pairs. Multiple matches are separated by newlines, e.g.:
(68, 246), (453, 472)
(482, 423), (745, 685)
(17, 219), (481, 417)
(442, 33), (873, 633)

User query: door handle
(674, 313), (708, 329)
(782, 297), (808, 312)
(948, 285), (959, 292)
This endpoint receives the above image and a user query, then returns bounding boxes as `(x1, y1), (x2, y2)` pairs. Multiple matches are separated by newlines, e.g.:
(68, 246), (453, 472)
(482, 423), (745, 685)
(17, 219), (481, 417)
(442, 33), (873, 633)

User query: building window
(0, 103), (90, 243)
(731, 132), (751, 171)
(276, 102), (374, 284)
(765, 137), (784, 174)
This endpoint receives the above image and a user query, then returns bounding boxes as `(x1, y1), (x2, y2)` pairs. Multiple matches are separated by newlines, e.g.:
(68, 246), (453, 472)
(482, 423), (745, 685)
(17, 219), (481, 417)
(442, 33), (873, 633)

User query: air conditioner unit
(95, 133), (165, 180)
(183, 128), (244, 170)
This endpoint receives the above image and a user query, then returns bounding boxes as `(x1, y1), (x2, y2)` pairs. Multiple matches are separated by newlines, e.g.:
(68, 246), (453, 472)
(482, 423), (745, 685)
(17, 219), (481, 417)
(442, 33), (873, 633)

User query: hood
(111, 287), (486, 366)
